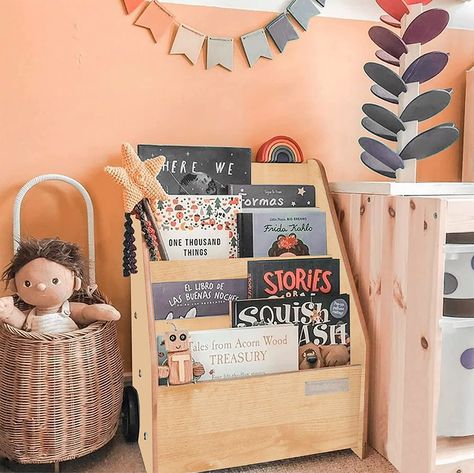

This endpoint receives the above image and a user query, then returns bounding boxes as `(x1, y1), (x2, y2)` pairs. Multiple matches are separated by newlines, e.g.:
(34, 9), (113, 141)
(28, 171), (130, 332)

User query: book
(152, 278), (247, 320)
(247, 257), (340, 298)
(190, 325), (298, 381)
(231, 294), (350, 347)
(237, 209), (327, 258)
(228, 184), (316, 208)
(158, 195), (241, 259)
(156, 325), (299, 382)
(137, 144), (251, 195)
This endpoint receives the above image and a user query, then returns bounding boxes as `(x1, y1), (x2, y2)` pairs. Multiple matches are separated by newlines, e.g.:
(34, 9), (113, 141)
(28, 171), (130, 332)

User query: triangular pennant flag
(287, 0), (320, 31)
(134, 2), (174, 43)
(207, 37), (233, 71)
(123, 0), (144, 15)
(266, 14), (299, 53)
(170, 24), (206, 65)
(241, 29), (273, 68)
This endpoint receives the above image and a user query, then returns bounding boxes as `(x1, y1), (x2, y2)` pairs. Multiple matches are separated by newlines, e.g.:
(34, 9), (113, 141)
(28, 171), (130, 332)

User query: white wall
(162, 0), (474, 30)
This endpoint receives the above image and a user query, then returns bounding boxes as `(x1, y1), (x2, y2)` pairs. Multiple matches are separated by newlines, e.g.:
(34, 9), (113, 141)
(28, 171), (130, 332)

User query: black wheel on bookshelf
(122, 386), (139, 443)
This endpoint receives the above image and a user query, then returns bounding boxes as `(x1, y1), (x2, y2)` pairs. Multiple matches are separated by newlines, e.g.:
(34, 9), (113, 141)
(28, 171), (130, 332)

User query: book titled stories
(247, 258), (340, 299)
(237, 209), (327, 258)
(231, 294), (350, 347)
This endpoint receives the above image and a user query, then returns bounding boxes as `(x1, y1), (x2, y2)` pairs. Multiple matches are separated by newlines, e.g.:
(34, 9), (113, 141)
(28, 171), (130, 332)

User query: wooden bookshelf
(130, 160), (368, 473)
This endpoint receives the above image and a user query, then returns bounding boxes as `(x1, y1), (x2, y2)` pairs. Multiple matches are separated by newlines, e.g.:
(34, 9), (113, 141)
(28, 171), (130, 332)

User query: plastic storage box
(438, 243), (474, 437)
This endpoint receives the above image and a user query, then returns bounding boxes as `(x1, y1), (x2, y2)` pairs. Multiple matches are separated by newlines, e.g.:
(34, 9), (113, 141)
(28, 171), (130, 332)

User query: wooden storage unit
(130, 161), (368, 473)
(331, 183), (474, 473)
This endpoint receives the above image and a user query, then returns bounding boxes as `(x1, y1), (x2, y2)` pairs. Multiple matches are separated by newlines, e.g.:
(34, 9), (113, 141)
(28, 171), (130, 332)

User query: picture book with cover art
(157, 195), (241, 259)
(156, 324), (299, 382)
(237, 209), (327, 258)
(137, 144), (251, 195)
(231, 294), (350, 347)
(247, 258), (340, 299)
(152, 278), (247, 320)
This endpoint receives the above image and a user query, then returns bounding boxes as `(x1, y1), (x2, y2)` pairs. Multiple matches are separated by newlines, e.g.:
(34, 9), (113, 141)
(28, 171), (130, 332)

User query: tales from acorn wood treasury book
(228, 184), (316, 208)
(152, 278), (247, 320)
(157, 195), (241, 259)
(237, 208), (327, 258)
(248, 258), (340, 299)
(231, 294), (350, 347)
(157, 324), (299, 382)
(137, 144), (251, 195)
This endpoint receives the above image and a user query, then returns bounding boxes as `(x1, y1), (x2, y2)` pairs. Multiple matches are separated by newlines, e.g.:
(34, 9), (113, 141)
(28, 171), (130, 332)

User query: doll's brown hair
(2, 238), (108, 309)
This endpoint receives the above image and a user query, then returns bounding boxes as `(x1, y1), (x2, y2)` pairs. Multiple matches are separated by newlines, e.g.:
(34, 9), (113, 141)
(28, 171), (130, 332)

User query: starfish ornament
(105, 143), (168, 213)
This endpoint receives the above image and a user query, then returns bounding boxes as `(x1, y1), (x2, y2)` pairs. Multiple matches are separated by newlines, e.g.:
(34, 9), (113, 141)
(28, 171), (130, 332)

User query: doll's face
(14, 258), (78, 308)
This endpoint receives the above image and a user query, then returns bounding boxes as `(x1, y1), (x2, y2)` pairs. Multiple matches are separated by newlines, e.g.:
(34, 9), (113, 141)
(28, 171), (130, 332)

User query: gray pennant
(287, 0), (320, 31)
(207, 37), (233, 71)
(266, 14), (299, 53)
(241, 29), (273, 68)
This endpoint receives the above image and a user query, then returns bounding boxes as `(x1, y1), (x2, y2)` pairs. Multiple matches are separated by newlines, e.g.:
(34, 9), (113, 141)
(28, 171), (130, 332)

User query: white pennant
(170, 24), (206, 65)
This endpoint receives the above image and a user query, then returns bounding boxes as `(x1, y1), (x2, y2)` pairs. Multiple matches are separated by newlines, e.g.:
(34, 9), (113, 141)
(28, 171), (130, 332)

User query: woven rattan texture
(0, 321), (123, 464)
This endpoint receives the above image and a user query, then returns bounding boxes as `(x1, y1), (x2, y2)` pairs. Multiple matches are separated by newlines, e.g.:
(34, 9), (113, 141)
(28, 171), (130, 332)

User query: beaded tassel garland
(105, 143), (169, 274)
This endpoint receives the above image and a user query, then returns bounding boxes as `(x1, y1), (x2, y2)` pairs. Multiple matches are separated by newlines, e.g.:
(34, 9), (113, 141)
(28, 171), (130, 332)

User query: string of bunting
(123, 0), (327, 71)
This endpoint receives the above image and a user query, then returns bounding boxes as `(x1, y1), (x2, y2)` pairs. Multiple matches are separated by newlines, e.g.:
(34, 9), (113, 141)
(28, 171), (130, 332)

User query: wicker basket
(0, 321), (123, 463)
(0, 175), (124, 464)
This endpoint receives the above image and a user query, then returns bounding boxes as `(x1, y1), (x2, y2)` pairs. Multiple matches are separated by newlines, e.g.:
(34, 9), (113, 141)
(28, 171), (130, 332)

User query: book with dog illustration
(157, 195), (241, 259)
(157, 324), (299, 382)
(153, 278), (247, 320)
(237, 209), (327, 258)
(231, 294), (350, 370)
(247, 257), (340, 299)
(138, 144), (251, 195)
(228, 184), (316, 208)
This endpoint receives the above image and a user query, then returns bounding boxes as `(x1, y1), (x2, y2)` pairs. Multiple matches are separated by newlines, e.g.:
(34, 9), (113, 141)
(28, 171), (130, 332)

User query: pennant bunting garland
(287, 0), (320, 31)
(123, 0), (143, 15)
(241, 29), (273, 68)
(123, 0), (329, 70)
(134, 2), (174, 43)
(170, 24), (206, 65)
(266, 14), (299, 53)
(207, 37), (234, 71)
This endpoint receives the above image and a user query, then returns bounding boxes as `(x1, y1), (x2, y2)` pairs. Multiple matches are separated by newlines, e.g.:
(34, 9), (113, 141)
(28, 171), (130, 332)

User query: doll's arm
(69, 302), (121, 325)
(0, 296), (27, 329)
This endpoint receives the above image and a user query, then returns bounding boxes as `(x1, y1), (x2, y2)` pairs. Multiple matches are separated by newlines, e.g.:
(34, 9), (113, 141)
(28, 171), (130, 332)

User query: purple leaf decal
(361, 151), (397, 178)
(376, 50), (400, 67)
(371, 84), (399, 104)
(364, 62), (407, 97)
(403, 9), (449, 45)
(362, 117), (398, 142)
(380, 14), (401, 29)
(369, 26), (408, 59)
(400, 89), (452, 122)
(359, 137), (404, 171)
(363, 103), (406, 134)
(402, 51), (449, 84)
(400, 123), (459, 160)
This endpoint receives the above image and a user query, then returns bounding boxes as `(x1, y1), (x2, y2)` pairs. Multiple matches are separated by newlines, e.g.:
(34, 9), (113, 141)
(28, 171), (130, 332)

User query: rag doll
(0, 238), (120, 333)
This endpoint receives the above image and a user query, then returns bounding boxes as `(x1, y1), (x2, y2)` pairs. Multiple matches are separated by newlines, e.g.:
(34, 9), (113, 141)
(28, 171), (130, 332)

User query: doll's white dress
(25, 301), (78, 333)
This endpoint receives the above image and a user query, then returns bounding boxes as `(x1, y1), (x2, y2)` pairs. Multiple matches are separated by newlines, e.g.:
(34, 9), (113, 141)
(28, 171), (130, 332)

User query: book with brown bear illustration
(237, 209), (326, 258)
(231, 294), (350, 370)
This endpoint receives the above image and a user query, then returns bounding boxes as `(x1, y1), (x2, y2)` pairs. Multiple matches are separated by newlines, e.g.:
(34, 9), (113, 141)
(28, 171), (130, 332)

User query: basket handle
(13, 174), (96, 287)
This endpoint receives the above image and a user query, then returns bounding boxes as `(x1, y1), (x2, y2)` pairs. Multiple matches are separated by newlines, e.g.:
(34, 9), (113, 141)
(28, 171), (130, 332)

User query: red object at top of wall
(123, 0), (143, 14)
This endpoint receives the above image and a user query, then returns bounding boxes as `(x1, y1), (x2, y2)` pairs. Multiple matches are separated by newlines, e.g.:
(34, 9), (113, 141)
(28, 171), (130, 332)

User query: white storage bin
(444, 243), (474, 299)
(438, 316), (474, 437)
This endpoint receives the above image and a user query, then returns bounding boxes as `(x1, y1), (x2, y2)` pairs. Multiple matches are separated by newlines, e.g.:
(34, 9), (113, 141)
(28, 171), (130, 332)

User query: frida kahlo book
(237, 209), (327, 258)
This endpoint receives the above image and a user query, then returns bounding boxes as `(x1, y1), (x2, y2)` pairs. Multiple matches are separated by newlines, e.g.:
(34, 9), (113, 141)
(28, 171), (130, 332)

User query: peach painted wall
(2, 0), (474, 370)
